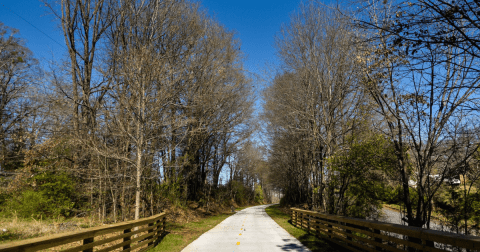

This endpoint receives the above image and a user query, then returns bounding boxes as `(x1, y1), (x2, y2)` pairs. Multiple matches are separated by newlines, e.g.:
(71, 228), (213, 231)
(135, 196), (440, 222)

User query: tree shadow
(276, 242), (311, 251)
(294, 233), (347, 252)
(154, 230), (170, 246)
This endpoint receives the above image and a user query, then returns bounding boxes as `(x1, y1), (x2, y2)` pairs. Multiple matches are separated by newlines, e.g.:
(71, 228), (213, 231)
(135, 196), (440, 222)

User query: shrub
(230, 181), (247, 204)
(3, 172), (76, 218)
(5, 190), (50, 218)
(380, 185), (402, 204)
(254, 184), (264, 204)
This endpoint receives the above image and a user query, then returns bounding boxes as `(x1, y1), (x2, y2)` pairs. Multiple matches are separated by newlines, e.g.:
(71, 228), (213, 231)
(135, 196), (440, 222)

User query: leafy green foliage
(5, 190), (50, 219)
(378, 185), (401, 204)
(160, 178), (186, 208)
(254, 184), (264, 203)
(435, 187), (480, 234)
(230, 180), (247, 204)
(328, 135), (397, 218)
(3, 172), (76, 218)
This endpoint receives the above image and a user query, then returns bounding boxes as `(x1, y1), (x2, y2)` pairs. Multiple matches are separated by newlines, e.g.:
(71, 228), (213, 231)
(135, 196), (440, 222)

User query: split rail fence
(291, 208), (480, 251)
(0, 212), (166, 252)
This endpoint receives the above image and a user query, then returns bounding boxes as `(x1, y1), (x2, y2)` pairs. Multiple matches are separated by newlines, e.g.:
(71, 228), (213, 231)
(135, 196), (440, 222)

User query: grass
(265, 205), (344, 252)
(149, 206), (248, 252)
(0, 215), (89, 244)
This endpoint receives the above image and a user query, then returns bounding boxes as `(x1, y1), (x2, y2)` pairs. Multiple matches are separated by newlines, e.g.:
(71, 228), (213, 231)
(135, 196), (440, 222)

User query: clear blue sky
(1, 0), (303, 77)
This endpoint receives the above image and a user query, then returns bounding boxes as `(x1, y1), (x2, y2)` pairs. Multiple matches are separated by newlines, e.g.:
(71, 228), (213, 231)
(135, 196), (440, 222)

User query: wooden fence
(291, 208), (480, 252)
(0, 212), (166, 252)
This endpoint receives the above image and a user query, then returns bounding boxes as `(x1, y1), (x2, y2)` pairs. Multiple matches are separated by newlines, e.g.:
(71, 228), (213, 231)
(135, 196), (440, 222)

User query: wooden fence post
(346, 223), (352, 242)
(307, 213), (310, 234)
(148, 221), (154, 247)
(426, 240), (434, 248)
(123, 228), (132, 250)
(328, 221), (332, 239)
(300, 212), (304, 229)
(163, 216), (166, 233)
(297, 211), (300, 228)
(374, 228), (382, 250)
(316, 217), (321, 238)
(83, 237), (94, 252)
(155, 217), (162, 246)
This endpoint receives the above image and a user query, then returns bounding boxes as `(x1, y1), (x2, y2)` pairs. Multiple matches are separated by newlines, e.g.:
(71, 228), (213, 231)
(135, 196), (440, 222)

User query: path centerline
(181, 204), (310, 252)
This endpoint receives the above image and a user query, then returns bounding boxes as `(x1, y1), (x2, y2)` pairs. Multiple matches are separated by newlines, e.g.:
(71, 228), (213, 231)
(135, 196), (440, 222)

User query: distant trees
(264, 1), (381, 217)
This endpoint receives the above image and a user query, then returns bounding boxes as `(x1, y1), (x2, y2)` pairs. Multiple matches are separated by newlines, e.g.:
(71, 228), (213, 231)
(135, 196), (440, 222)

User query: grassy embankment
(149, 206), (250, 252)
(0, 205), (251, 251)
(265, 205), (343, 252)
(0, 216), (94, 244)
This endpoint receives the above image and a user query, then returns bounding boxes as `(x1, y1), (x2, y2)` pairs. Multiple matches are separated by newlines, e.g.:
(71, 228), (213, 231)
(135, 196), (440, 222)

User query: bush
(230, 181), (247, 205)
(3, 172), (76, 218)
(254, 184), (264, 204)
(160, 179), (185, 207)
(380, 185), (402, 204)
(5, 190), (50, 218)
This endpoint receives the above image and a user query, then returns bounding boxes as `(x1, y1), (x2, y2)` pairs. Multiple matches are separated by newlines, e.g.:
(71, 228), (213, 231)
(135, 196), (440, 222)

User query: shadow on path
(277, 242), (310, 251)
(295, 233), (346, 252)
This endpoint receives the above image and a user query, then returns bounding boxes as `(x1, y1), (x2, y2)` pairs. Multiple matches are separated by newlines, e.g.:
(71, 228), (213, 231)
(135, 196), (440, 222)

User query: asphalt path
(181, 204), (310, 252)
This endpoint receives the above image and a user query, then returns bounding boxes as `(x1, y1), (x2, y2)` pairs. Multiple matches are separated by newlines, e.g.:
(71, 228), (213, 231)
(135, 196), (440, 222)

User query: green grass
(265, 205), (344, 252)
(150, 212), (237, 252)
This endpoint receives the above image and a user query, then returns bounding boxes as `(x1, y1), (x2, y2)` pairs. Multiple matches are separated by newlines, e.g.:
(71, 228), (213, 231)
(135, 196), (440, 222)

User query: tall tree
(266, 1), (366, 211)
(44, 0), (115, 140)
(357, 0), (480, 229)
(0, 23), (38, 172)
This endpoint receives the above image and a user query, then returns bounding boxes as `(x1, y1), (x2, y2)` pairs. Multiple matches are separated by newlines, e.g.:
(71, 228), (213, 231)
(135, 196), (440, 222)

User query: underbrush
(0, 214), (97, 244)
(0, 199), (256, 246)
(0, 169), (261, 245)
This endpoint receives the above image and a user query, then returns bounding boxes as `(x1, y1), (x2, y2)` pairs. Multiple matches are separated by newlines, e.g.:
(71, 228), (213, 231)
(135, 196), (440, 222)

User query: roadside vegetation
(0, 203), (256, 245)
(380, 183), (480, 234)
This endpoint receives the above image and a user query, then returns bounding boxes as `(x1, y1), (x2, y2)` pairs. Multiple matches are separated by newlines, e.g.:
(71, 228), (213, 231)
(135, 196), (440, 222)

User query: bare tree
(0, 22), (39, 172)
(266, 1), (367, 212)
(357, 0), (480, 230)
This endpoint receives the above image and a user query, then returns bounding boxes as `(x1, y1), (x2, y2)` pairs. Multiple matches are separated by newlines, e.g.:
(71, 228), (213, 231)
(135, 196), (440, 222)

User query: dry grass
(0, 213), (99, 244)
(0, 200), (251, 248)
(0, 214), (161, 252)
(0, 197), (256, 252)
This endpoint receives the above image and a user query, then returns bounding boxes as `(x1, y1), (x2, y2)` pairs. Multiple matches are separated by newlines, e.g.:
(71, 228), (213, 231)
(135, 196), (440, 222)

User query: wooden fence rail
(291, 208), (480, 252)
(0, 212), (166, 252)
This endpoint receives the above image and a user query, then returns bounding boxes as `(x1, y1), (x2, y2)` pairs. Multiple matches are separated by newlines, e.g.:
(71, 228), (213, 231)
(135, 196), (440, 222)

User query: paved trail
(182, 204), (310, 252)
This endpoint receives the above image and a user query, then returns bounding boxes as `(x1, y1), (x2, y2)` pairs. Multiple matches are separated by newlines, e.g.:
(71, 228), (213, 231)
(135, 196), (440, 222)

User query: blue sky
(1, 0), (302, 78)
